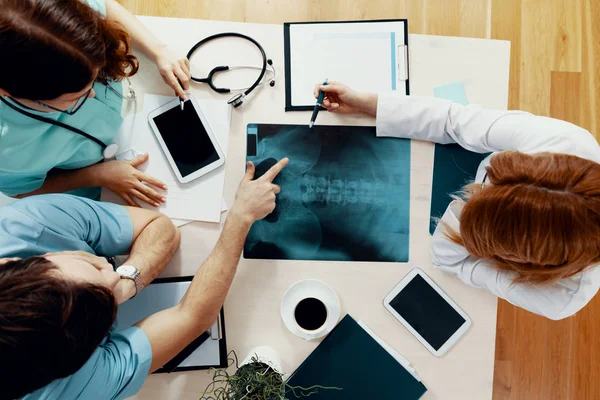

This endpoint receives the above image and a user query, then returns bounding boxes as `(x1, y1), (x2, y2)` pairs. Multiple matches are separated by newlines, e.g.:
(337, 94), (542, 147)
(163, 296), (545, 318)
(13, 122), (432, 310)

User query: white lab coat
(376, 93), (600, 320)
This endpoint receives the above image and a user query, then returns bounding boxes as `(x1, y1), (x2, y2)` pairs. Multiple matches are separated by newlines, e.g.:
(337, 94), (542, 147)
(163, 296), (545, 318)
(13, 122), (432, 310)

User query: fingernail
(162, 185), (168, 190)
(154, 202), (160, 207)
(161, 197), (166, 202)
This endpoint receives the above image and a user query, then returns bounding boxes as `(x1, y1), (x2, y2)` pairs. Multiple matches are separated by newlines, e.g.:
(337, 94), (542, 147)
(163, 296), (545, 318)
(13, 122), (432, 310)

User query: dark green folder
(286, 315), (427, 400)
(429, 144), (489, 234)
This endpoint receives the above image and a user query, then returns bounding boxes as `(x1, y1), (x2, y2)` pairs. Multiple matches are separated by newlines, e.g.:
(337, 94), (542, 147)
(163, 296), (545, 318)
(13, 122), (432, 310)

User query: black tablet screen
(389, 274), (466, 350)
(152, 100), (220, 178)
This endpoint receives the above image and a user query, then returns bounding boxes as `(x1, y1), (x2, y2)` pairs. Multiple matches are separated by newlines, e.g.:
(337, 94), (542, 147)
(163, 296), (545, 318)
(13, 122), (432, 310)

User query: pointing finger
(245, 161), (256, 180)
(259, 157), (289, 182)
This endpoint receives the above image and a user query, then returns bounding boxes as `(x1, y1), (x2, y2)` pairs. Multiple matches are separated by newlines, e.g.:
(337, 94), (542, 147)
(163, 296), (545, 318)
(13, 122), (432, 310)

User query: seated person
(314, 81), (600, 320)
(0, 157), (287, 399)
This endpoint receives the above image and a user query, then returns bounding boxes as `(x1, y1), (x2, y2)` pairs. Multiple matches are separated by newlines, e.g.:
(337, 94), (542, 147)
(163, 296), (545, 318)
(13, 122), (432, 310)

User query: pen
(177, 78), (185, 110)
(309, 79), (328, 128)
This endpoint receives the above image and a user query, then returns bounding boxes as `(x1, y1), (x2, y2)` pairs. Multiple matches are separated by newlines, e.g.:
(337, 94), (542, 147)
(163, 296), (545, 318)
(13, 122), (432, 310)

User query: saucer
(281, 279), (341, 341)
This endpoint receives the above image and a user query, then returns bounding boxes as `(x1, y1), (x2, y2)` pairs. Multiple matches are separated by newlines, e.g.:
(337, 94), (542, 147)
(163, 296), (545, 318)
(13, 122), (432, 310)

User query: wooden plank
(550, 71), (582, 125)
(579, 0), (599, 139)
(459, 0), (490, 38)
(552, 0), (582, 72)
(492, 300), (515, 399)
(423, 0), (461, 36)
(572, 293), (600, 399)
(490, 0), (521, 109)
(539, 317), (575, 400)
(511, 310), (547, 400)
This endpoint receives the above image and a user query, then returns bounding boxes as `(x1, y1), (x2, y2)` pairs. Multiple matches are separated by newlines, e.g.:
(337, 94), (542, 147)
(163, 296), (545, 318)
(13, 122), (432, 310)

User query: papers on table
(285, 20), (408, 109)
(103, 94), (231, 224)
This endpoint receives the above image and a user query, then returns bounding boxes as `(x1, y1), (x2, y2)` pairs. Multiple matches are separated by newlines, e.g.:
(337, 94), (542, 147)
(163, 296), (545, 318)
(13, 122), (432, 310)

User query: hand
(95, 153), (167, 208)
(313, 81), (366, 113)
(155, 46), (191, 99)
(230, 158), (289, 224)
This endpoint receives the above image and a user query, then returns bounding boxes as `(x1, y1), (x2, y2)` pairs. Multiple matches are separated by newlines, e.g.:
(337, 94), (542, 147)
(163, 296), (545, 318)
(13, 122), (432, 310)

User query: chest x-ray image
(244, 124), (410, 262)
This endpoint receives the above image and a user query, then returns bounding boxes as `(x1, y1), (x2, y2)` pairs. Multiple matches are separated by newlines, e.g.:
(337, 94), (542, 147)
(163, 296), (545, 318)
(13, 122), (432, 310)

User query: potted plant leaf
(199, 346), (340, 400)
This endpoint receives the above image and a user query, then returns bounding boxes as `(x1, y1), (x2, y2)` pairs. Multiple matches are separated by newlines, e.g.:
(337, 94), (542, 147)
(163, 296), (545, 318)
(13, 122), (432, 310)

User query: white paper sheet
(288, 21), (407, 107)
(103, 95), (231, 223)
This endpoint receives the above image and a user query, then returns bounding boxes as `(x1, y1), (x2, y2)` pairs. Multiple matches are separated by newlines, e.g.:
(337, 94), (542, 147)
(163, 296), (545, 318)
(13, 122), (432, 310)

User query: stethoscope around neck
(0, 78), (135, 160)
(186, 32), (276, 107)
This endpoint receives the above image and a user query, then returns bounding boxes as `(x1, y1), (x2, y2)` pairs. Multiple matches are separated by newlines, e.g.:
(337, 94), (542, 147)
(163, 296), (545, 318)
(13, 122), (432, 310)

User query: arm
(17, 154), (167, 207)
(135, 158), (289, 372)
(315, 82), (600, 159)
(105, 0), (191, 98)
(113, 207), (181, 303)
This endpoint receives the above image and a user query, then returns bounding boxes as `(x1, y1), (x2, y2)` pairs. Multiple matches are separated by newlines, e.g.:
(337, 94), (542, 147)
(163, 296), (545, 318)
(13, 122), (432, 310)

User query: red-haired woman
(314, 81), (600, 320)
(0, 0), (191, 206)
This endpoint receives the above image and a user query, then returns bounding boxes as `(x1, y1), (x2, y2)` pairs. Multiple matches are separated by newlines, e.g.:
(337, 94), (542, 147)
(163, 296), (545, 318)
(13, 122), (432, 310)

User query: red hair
(0, 0), (139, 100)
(445, 151), (600, 284)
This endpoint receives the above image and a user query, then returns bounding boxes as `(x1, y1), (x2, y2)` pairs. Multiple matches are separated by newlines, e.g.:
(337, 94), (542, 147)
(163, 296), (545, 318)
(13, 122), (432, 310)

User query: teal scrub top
(0, 194), (152, 400)
(0, 0), (123, 200)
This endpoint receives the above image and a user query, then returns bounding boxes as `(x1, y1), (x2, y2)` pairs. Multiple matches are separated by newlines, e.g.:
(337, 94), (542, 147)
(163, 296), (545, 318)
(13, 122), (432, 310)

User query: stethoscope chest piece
(103, 143), (119, 160)
(227, 93), (245, 108)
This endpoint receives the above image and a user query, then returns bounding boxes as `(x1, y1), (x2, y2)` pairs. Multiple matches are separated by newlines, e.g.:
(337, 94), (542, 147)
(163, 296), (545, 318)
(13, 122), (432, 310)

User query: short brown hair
(0, 257), (117, 399)
(445, 151), (600, 284)
(0, 0), (139, 100)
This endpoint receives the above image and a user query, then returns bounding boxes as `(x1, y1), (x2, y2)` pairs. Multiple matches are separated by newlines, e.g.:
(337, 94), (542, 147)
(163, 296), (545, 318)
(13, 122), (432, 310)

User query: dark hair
(0, 257), (117, 399)
(444, 151), (600, 284)
(0, 0), (139, 100)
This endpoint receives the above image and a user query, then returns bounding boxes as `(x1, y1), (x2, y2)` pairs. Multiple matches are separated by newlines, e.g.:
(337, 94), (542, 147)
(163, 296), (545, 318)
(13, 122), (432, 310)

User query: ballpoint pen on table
(309, 79), (328, 128)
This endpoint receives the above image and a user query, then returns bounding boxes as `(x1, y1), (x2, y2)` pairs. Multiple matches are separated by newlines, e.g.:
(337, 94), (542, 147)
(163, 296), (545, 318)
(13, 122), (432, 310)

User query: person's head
(0, 252), (119, 399)
(445, 151), (600, 284)
(0, 0), (138, 111)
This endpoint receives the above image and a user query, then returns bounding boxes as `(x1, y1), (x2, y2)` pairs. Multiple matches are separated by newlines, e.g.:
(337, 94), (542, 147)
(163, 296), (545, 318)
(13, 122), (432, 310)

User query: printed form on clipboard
(284, 19), (409, 111)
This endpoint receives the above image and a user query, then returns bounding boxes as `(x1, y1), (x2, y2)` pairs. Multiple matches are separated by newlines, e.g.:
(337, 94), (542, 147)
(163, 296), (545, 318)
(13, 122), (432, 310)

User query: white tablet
(147, 96), (225, 183)
(383, 268), (471, 357)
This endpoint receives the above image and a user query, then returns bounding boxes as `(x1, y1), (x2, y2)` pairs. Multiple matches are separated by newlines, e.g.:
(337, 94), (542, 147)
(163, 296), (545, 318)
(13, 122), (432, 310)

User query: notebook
(286, 315), (427, 400)
(284, 20), (409, 111)
(430, 82), (491, 234)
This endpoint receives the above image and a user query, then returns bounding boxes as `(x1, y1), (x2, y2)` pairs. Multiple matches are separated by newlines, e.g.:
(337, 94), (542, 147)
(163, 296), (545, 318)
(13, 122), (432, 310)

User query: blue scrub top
(0, 0), (123, 200)
(0, 194), (152, 400)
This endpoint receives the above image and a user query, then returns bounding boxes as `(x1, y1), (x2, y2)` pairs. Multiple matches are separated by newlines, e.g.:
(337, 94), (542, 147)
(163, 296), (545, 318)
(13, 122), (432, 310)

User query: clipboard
(284, 19), (410, 111)
(115, 276), (228, 372)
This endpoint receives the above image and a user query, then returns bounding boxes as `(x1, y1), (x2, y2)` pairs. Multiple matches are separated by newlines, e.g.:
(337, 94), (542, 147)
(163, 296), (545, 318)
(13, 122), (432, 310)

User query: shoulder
(25, 327), (152, 400)
(81, 0), (107, 17)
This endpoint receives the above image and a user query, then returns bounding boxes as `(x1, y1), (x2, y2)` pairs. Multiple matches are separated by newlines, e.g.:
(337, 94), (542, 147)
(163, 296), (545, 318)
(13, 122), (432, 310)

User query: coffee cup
(293, 297), (329, 337)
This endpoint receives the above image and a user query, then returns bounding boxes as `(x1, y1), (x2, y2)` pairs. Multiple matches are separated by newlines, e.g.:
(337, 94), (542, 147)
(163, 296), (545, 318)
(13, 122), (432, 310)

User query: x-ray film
(244, 124), (410, 262)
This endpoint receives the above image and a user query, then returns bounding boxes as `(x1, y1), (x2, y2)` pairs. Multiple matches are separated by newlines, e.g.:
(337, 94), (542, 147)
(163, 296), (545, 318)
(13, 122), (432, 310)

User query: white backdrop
(122, 16), (510, 400)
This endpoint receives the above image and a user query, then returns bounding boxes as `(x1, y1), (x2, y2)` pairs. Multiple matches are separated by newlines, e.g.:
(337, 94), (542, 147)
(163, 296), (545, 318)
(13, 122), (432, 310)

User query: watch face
(118, 265), (137, 276)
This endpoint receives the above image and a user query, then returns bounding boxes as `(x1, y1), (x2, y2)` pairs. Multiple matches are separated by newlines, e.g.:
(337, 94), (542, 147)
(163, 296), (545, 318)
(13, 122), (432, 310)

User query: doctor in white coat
(315, 82), (600, 320)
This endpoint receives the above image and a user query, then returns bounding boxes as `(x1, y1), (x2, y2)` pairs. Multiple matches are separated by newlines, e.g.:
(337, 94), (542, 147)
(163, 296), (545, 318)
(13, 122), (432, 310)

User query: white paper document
(103, 95), (231, 223)
(287, 21), (408, 108)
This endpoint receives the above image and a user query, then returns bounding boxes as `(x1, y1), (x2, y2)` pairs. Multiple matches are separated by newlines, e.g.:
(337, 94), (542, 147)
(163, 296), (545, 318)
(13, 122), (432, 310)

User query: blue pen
(309, 80), (328, 128)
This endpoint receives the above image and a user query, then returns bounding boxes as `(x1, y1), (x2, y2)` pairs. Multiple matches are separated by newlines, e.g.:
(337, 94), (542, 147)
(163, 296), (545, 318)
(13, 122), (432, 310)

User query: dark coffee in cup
(294, 297), (328, 331)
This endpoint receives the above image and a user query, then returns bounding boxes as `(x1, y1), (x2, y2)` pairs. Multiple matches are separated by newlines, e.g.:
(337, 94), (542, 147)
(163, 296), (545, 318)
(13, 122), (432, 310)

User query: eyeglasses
(32, 87), (92, 115)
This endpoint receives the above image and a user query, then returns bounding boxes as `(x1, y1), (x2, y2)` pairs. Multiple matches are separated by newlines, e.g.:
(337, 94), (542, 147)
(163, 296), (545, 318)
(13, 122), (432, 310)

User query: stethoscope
(0, 78), (135, 160)
(186, 32), (276, 108)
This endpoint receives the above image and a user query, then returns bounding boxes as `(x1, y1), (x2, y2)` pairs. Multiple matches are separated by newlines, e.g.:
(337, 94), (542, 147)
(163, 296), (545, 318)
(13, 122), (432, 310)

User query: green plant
(199, 351), (341, 400)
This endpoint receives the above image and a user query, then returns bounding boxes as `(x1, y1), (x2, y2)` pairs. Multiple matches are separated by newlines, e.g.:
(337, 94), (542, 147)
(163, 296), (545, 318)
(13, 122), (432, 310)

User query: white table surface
(125, 16), (510, 400)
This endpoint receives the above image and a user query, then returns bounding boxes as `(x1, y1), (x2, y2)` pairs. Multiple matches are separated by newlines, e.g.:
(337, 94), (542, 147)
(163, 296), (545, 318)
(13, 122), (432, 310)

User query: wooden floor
(118, 1), (600, 398)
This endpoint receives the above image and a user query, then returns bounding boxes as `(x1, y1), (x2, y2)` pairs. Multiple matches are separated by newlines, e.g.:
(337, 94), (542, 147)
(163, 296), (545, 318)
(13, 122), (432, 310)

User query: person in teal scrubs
(0, 0), (191, 206)
(0, 158), (287, 399)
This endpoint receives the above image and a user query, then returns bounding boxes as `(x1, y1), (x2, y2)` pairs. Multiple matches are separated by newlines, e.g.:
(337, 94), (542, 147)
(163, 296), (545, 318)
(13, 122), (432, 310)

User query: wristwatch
(116, 264), (143, 297)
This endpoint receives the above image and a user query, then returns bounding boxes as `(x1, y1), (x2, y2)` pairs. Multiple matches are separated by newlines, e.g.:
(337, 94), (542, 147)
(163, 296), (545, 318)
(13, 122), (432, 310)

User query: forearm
(16, 165), (100, 198)
(106, 0), (167, 63)
(358, 93), (379, 117)
(125, 215), (180, 288)
(178, 211), (251, 327)
(135, 212), (251, 372)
